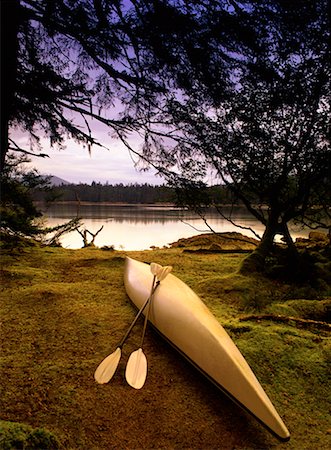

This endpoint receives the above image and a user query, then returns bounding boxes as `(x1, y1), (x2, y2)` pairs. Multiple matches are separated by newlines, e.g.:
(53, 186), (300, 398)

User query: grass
(0, 242), (330, 449)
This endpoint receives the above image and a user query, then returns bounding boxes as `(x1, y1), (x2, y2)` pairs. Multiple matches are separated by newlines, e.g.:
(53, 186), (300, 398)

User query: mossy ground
(0, 243), (330, 449)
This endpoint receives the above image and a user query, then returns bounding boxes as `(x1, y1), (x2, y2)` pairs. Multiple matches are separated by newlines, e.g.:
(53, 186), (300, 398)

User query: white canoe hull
(124, 257), (290, 441)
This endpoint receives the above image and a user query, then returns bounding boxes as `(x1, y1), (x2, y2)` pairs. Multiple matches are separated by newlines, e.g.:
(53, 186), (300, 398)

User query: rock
(295, 237), (308, 243)
(309, 231), (328, 242)
(170, 232), (259, 251)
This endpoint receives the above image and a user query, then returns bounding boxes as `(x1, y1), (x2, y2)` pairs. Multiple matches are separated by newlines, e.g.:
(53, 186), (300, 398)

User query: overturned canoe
(124, 257), (290, 441)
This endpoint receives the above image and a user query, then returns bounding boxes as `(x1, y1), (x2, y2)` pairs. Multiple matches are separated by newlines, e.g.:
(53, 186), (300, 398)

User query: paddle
(94, 275), (158, 384)
(125, 264), (172, 389)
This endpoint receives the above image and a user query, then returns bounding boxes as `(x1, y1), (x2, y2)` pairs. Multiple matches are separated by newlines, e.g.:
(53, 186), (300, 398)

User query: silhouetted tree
(2, 1), (268, 172)
(0, 153), (47, 236)
(1, 0), (180, 238)
(128, 0), (330, 273)
(0, 153), (81, 243)
(1, 0), (176, 172)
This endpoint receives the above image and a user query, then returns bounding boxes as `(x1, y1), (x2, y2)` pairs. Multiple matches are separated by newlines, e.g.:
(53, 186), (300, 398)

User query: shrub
(0, 420), (60, 450)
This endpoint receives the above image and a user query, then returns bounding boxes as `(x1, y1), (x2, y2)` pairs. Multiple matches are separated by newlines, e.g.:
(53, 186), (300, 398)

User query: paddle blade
(94, 347), (121, 384)
(125, 348), (147, 389)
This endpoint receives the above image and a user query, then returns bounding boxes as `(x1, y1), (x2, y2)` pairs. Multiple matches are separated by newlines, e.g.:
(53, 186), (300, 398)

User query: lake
(42, 203), (309, 250)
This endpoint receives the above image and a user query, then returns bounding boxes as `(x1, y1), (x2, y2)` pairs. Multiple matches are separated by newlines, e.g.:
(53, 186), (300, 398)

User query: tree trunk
(240, 219), (277, 274)
(281, 222), (300, 265)
(1, 0), (20, 173)
(240, 216), (302, 276)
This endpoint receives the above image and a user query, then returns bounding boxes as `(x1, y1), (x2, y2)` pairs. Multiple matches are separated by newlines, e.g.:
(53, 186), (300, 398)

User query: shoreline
(34, 200), (178, 207)
(34, 200), (245, 208)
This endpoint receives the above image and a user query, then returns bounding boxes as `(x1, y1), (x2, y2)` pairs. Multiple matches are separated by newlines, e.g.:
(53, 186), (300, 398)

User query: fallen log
(239, 314), (331, 331)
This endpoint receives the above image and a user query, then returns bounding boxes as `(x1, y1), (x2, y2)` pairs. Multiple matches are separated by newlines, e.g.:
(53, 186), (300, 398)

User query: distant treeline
(33, 182), (239, 205)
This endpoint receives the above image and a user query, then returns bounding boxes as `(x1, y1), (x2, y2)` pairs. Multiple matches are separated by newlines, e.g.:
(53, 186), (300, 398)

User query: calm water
(42, 204), (309, 250)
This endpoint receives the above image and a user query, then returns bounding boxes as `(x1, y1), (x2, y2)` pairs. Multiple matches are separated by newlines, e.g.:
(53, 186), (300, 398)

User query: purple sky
(27, 139), (162, 185)
(17, 122), (163, 185)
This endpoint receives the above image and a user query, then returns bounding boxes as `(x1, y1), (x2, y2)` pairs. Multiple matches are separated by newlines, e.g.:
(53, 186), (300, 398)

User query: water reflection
(42, 204), (309, 250)
(45, 203), (211, 221)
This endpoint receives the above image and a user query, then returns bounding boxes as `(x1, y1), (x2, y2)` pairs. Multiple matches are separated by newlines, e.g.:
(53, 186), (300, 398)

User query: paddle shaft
(139, 279), (158, 348)
(118, 277), (159, 349)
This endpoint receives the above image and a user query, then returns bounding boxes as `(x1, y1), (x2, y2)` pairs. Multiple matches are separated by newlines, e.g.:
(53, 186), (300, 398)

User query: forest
(32, 181), (236, 205)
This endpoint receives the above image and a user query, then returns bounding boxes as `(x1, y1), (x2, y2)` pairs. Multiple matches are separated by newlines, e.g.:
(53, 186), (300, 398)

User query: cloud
(12, 115), (164, 185)
(24, 133), (163, 185)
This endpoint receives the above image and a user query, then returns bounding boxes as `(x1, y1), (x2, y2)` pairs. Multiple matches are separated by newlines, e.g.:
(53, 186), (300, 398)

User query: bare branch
(8, 139), (49, 158)
(214, 205), (262, 241)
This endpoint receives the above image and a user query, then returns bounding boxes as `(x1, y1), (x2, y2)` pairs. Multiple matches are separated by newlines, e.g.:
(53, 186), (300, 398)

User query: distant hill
(49, 176), (70, 186)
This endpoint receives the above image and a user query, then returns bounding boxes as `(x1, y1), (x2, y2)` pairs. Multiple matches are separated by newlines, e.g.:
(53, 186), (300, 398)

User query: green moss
(197, 272), (285, 312)
(267, 298), (331, 322)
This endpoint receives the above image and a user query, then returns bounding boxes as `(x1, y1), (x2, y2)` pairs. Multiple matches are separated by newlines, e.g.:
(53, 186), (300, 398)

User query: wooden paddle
(94, 276), (158, 384)
(124, 296), (152, 389)
(125, 265), (172, 389)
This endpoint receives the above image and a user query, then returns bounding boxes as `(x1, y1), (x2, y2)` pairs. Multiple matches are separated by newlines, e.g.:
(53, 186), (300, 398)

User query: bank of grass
(0, 243), (330, 449)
